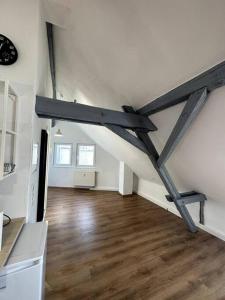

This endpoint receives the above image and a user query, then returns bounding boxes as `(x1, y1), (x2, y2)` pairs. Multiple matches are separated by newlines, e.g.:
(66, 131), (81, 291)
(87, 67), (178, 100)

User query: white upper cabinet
(0, 80), (18, 180)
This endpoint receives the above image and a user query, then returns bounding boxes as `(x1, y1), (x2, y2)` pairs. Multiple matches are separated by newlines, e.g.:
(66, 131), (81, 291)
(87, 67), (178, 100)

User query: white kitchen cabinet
(0, 80), (18, 180)
(0, 222), (48, 300)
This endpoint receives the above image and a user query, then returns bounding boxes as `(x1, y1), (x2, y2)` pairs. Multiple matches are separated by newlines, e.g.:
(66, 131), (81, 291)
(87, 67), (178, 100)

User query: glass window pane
(77, 144), (95, 167)
(54, 144), (72, 165)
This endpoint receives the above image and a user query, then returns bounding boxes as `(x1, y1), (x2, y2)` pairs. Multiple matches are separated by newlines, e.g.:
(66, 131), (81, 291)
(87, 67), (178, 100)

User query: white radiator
(74, 171), (96, 188)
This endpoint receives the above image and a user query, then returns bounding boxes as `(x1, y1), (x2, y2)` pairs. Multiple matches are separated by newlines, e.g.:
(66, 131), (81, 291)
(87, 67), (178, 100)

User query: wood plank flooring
(45, 188), (225, 300)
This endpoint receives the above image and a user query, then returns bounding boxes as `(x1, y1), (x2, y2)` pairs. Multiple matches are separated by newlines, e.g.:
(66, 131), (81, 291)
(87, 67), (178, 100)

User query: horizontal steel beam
(157, 88), (208, 167)
(177, 193), (206, 206)
(105, 124), (148, 154)
(36, 96), (157, 131)
(138, 60), (225, 115)
(166, 191), (198, 202)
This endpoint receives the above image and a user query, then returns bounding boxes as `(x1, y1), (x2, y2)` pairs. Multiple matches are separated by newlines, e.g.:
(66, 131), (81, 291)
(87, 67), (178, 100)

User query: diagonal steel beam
(46, 22), (57, 127)
(123, 106), (181, 199)
(122, 106), (159, 160)
(105, 124), (148, 154)
(174, 202), (197, 232)
(158, 166), (180, 200)
(157, 88), (208, 167)
(46, 23), (56, 99)
(123, 105), (199, 233)
(36, 96), (157, 131)
(138, 60), (225, 115)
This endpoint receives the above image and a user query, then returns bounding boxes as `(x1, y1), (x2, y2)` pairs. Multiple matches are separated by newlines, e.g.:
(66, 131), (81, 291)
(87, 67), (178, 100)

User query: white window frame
(76, 143), (96, 168)
(53, 143), (73, 167)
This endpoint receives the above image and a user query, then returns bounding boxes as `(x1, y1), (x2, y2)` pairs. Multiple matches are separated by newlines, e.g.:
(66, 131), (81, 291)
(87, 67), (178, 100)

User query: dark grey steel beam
(46, 23), (56, 99)
(46, 22), (56, 127)
(200, 201), (205, 225)
(157, 88), (208, 167)
(138, 60), (225, 115)
(123, 105), (198, 233)
(166, 191), (206, 226)
(36, 96), (157, 131)
(158, 166), (180, 200)
(174, 203), (197, 233)
(166, 191), (200, 202)
(123, 106), (181, 200)
(139, 133), (159, 160)
(122, 106), (159, 160)
(177, 193), (206, 205)
(145, 145), (198, 232)
(105, 124), (148, 154)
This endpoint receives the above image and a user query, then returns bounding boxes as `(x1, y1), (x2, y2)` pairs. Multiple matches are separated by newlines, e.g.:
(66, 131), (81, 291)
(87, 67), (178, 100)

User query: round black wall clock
(0, 34), (18, 65)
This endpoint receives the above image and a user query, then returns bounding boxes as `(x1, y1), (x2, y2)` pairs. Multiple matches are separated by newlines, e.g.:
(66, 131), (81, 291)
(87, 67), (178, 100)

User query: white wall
(0, 1), (39, 85)
(0, 0), (51, 221)
(27, 0), (52, 223)
(137, 178), (225, 242)
(48, 121), (119, 191)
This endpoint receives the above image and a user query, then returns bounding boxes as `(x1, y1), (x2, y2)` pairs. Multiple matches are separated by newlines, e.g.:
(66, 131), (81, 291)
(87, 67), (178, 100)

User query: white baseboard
(197, 223), (225, 242)
(48, 185), (73, 188)
(138, 191), (225, 242)
(49, 185), (118, 192)
(91, 186), (118, 192)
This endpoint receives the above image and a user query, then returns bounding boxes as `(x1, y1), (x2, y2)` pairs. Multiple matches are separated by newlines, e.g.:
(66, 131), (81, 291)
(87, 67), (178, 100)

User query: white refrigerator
(0, 221), (48, 300)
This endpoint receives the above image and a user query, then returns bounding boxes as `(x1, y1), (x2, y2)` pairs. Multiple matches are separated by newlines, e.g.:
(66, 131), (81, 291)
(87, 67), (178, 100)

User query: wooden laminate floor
(45, 188), (225, 300)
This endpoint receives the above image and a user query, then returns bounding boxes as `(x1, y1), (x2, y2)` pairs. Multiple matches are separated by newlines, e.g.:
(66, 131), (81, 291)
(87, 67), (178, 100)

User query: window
(54, 143), (72, 166)
(77, 144), (95, 167)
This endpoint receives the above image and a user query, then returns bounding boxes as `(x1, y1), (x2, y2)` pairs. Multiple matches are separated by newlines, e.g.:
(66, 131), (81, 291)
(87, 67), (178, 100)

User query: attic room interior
(1, 1), (225, 299)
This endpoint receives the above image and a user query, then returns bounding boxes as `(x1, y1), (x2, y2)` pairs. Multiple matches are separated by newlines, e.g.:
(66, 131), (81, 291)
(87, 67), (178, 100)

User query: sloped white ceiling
(53, 0), (225, 107)
(44, 1), (225, 204)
